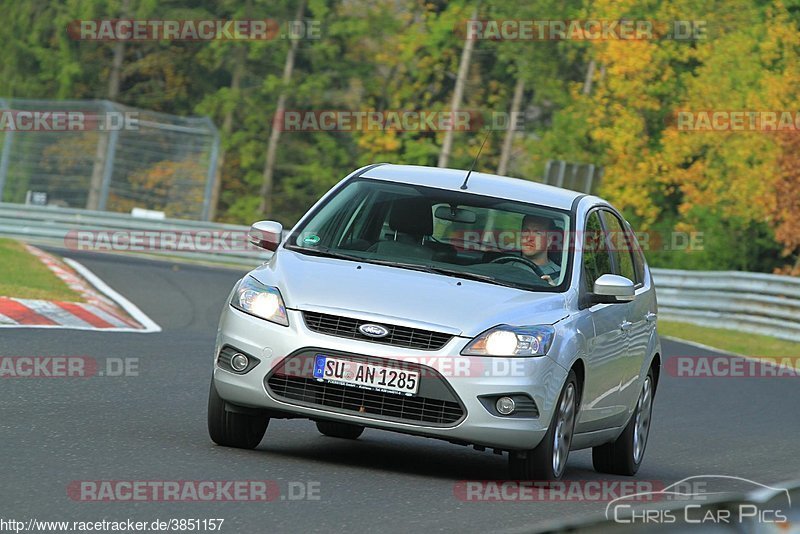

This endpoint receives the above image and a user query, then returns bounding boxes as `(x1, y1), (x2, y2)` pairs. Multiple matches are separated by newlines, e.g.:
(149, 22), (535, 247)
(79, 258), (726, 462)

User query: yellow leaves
(355, 130), (401, 156)
(571, 0), (800, 247)
(579, 0), (641, 19)
(107, 159), (206, 218)
(598, 40), (652, 76)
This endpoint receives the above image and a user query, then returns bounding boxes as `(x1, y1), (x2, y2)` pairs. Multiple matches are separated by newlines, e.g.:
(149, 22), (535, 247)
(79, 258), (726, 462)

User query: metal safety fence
(651, 268), (800, 343)
(0, 98), (219, 220)
(0, 202), (267, 267)
(542, 160), (603, 194)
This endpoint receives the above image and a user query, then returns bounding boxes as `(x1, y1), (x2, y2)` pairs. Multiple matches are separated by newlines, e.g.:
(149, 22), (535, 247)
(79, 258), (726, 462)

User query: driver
(520, 214), (561, 285)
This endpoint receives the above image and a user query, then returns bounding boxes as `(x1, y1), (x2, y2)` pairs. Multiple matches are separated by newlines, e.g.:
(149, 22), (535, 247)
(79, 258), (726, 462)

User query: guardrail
(651, 268), (800, 343)
(2, 203), (799, 341)
(0, 202), (269, 268)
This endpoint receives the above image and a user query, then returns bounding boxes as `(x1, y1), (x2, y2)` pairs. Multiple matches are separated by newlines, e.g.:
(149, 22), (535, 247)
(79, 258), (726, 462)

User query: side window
(600, 211), (636, 284)
(626, 222), (646, 284)
(583, 211), (613, 289)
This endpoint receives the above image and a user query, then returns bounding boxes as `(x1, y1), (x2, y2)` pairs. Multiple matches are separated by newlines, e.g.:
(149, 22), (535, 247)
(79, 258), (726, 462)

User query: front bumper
(212, 306), (569, 451)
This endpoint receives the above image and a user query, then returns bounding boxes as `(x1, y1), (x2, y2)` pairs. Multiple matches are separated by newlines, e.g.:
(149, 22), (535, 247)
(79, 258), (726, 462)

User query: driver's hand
(541, 274), (557, 286)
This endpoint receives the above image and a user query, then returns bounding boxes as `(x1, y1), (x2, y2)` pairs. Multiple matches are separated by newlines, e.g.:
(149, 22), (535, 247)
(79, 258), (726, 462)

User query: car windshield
(286, 178), (572, 292)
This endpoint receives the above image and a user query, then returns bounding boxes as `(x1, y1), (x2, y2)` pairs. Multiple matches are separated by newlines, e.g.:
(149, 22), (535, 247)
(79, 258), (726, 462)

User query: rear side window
(583, 211), (613, 289)
(626, 222), (646, 284)
(599, 211), (636, 284)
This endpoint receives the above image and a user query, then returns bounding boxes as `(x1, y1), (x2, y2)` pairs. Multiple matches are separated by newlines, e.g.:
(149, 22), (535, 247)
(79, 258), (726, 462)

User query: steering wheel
(489, 255), (546, 278)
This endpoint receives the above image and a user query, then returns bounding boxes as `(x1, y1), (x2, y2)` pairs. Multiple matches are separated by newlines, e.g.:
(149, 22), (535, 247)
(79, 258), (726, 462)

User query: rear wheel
(509, 370), (578, 480)
(592, 369), (654, 475)
(315, 420), (365, 440)
(207, 380), (269, 449)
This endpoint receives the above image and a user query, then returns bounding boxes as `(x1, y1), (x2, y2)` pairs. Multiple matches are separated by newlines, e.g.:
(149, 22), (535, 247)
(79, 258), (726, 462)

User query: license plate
(312, 355), (419, 396)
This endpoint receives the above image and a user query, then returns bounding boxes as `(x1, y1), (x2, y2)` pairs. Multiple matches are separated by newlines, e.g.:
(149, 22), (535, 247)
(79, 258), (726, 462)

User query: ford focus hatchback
(208, 163), (661, 480)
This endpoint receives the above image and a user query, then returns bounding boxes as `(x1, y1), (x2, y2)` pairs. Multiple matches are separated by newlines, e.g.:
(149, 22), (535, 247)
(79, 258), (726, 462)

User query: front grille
(303, 311), (453, 351)
(265, 351), (466, 427)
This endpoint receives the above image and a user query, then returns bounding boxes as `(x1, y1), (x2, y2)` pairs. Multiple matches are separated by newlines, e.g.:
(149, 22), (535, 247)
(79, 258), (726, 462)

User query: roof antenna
(460, 128), (493, 190)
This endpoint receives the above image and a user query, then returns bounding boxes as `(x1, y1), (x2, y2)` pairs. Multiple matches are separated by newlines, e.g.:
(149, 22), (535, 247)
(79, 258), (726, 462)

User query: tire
(592, 368), (655, 476)
(509, 370), (578, 480)
(316, 420), (365, 440)
(207, 380), (269, 449)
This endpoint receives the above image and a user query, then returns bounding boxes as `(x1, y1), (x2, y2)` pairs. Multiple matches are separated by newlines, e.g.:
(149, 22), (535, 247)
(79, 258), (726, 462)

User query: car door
(600, 210), (648, 412)
(576, 210), (631, 431)
(627, 221), (658, 359)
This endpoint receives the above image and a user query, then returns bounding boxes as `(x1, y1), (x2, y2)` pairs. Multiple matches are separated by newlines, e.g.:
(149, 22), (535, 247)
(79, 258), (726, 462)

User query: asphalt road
(1, 250), (798, 533)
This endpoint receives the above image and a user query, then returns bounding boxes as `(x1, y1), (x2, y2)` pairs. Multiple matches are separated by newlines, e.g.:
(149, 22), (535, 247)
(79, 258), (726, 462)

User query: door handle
(620, 320), (632, 332)
(645, 312), (657, 323)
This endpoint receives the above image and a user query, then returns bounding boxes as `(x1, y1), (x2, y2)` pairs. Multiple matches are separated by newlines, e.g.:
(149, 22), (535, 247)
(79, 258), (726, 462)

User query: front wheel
(207, 380), (269, 449)
(509, 370), (578, 480)
(592, 369), (654, 475)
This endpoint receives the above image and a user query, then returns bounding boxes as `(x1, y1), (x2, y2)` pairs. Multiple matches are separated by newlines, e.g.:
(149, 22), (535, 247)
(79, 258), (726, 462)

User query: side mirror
(592, 274), (635, 303)
(249, 220), (283, 252)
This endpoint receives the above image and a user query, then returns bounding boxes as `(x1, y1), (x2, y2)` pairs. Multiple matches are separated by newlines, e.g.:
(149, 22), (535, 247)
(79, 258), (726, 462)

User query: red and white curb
(0, 245), (160, 332)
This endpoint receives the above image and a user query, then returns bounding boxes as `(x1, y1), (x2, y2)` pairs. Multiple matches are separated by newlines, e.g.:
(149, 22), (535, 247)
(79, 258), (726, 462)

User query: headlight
(230, 277), (289, 326)
(461, 325), (554, 357)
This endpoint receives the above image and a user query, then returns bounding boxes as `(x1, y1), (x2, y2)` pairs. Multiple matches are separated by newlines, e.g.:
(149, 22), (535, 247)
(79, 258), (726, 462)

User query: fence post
(585, 164), (595, 193)
(569, 163), (579, 190)
(542, 160), (552, 185)
(0, 99), (12, 202)
(96, 127), (120, 211)
(555, 160), (566, 188)
(87, 100), (116, 210)
(202, 127), (221, 221)
(0, 131), (13, 203)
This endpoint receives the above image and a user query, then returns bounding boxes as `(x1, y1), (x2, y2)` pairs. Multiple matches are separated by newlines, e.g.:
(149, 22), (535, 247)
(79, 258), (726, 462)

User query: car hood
(249, 250), (572, 338)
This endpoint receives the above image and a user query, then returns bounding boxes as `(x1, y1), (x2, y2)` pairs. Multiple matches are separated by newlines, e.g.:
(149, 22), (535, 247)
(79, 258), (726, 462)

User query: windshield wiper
(285, 245), (365, 262)
(421, 266), (523, 289)
(286, 246), (438, 273)
(360, 258), (440, 273)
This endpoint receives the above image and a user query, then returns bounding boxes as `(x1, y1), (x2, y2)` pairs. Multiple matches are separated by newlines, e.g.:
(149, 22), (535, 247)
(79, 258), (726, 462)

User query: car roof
(359, 163), (586, 210)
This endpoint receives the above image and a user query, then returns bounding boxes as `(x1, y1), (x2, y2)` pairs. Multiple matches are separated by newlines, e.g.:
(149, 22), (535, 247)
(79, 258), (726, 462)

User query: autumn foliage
(1, 0), (799, 272)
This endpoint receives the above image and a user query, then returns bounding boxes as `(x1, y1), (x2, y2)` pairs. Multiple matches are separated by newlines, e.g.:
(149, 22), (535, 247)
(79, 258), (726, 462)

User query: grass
(0, 238), (83, 301)
(659, 319), (800, 359)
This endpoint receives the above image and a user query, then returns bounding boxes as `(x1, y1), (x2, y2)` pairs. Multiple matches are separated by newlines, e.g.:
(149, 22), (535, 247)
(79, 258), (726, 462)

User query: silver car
(208, 163), (660, 480)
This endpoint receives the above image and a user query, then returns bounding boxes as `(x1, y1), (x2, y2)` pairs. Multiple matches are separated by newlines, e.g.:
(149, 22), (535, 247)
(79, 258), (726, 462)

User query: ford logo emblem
(359, 323), (389, 338)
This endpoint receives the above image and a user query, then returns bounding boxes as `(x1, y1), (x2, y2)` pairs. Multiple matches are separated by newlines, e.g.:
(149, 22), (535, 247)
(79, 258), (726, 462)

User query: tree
(87, 0), (129, 210)
(258, 0), (306, 219)
(438, 5), (478, 168)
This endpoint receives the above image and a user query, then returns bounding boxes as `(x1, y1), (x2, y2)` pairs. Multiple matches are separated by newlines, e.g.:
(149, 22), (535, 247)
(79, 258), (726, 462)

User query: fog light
(230, 353), (249, 372)
(496, 396), (516, 416)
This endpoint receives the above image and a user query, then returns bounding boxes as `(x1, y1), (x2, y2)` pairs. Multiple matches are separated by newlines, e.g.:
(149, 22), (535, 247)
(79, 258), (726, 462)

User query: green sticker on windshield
(303, 234), (321, 246)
